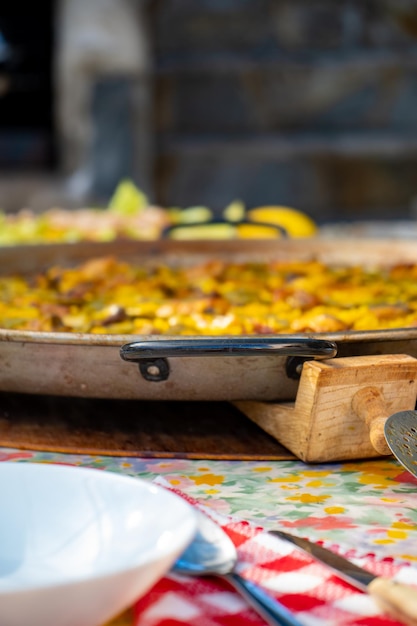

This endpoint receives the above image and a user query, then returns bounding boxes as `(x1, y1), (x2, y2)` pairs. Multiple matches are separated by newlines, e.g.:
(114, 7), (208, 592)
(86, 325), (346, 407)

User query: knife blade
(270, 530), (417, 626)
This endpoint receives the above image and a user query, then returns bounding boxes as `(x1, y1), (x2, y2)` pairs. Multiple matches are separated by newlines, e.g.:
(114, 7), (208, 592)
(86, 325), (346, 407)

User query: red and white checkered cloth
(133, 481), (416, 626)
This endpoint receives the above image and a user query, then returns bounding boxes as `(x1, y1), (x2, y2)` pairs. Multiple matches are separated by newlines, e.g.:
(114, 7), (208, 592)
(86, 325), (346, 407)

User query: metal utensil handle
(120, 336), (337, 361)
(227, 572), (304, 626)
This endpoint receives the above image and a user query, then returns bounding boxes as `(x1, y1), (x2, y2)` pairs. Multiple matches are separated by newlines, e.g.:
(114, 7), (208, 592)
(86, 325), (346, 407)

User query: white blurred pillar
(54, 0), (153, 203)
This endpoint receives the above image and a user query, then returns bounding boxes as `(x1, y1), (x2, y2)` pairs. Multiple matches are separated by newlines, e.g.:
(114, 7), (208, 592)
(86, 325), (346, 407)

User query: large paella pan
(2, 238), (417, 403)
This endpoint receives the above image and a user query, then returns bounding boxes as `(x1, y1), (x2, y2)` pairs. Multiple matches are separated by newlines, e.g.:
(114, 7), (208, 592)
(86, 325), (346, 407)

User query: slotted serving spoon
(384, 410), (417, 477)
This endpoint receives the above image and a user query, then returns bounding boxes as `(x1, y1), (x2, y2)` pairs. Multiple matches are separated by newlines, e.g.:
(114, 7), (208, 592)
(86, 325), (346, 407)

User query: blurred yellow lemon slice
(169, 206), (213, 224)
(247, 206), (318, 238)
(223, 199), (246, 222)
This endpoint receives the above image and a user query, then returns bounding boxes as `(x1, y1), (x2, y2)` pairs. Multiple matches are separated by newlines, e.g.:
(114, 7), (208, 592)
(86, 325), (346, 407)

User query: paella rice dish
(2, 256), (417, 335)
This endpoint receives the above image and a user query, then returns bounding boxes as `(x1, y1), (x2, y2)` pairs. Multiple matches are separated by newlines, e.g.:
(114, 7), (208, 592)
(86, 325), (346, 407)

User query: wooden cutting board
(0, 393), (295, 460)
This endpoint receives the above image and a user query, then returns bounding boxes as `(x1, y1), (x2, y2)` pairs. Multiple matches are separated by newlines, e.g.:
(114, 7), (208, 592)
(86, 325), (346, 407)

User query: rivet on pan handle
(120, 337), (337, 383)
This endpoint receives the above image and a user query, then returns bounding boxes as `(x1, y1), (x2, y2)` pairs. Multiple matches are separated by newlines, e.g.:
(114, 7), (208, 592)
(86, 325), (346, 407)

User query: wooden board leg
(235, 354), (417, 462)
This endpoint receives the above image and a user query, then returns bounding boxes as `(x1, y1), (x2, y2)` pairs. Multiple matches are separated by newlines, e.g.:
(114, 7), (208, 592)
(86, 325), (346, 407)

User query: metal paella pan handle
(120, 337), (337, 382)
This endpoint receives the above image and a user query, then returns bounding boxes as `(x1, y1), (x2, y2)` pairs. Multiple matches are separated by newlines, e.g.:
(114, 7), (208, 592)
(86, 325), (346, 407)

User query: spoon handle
(226, 572), (304, 626)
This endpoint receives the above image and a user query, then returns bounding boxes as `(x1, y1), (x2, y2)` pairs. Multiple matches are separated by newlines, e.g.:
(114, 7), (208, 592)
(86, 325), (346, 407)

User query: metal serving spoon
(174, 509), (303, 626)
(384, 409), (417, 478)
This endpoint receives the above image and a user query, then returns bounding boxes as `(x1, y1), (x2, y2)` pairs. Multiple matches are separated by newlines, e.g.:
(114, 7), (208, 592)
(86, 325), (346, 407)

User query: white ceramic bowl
(0, 462), (196, 626)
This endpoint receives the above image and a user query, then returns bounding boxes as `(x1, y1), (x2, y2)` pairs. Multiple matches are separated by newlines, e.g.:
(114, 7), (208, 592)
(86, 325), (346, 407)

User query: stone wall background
(150, 0), (417, 223)
(3, 0), (417, 223)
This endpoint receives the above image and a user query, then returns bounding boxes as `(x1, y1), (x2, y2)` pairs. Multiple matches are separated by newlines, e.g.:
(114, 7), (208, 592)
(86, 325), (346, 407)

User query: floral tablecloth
(2, 447), (417, 625)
